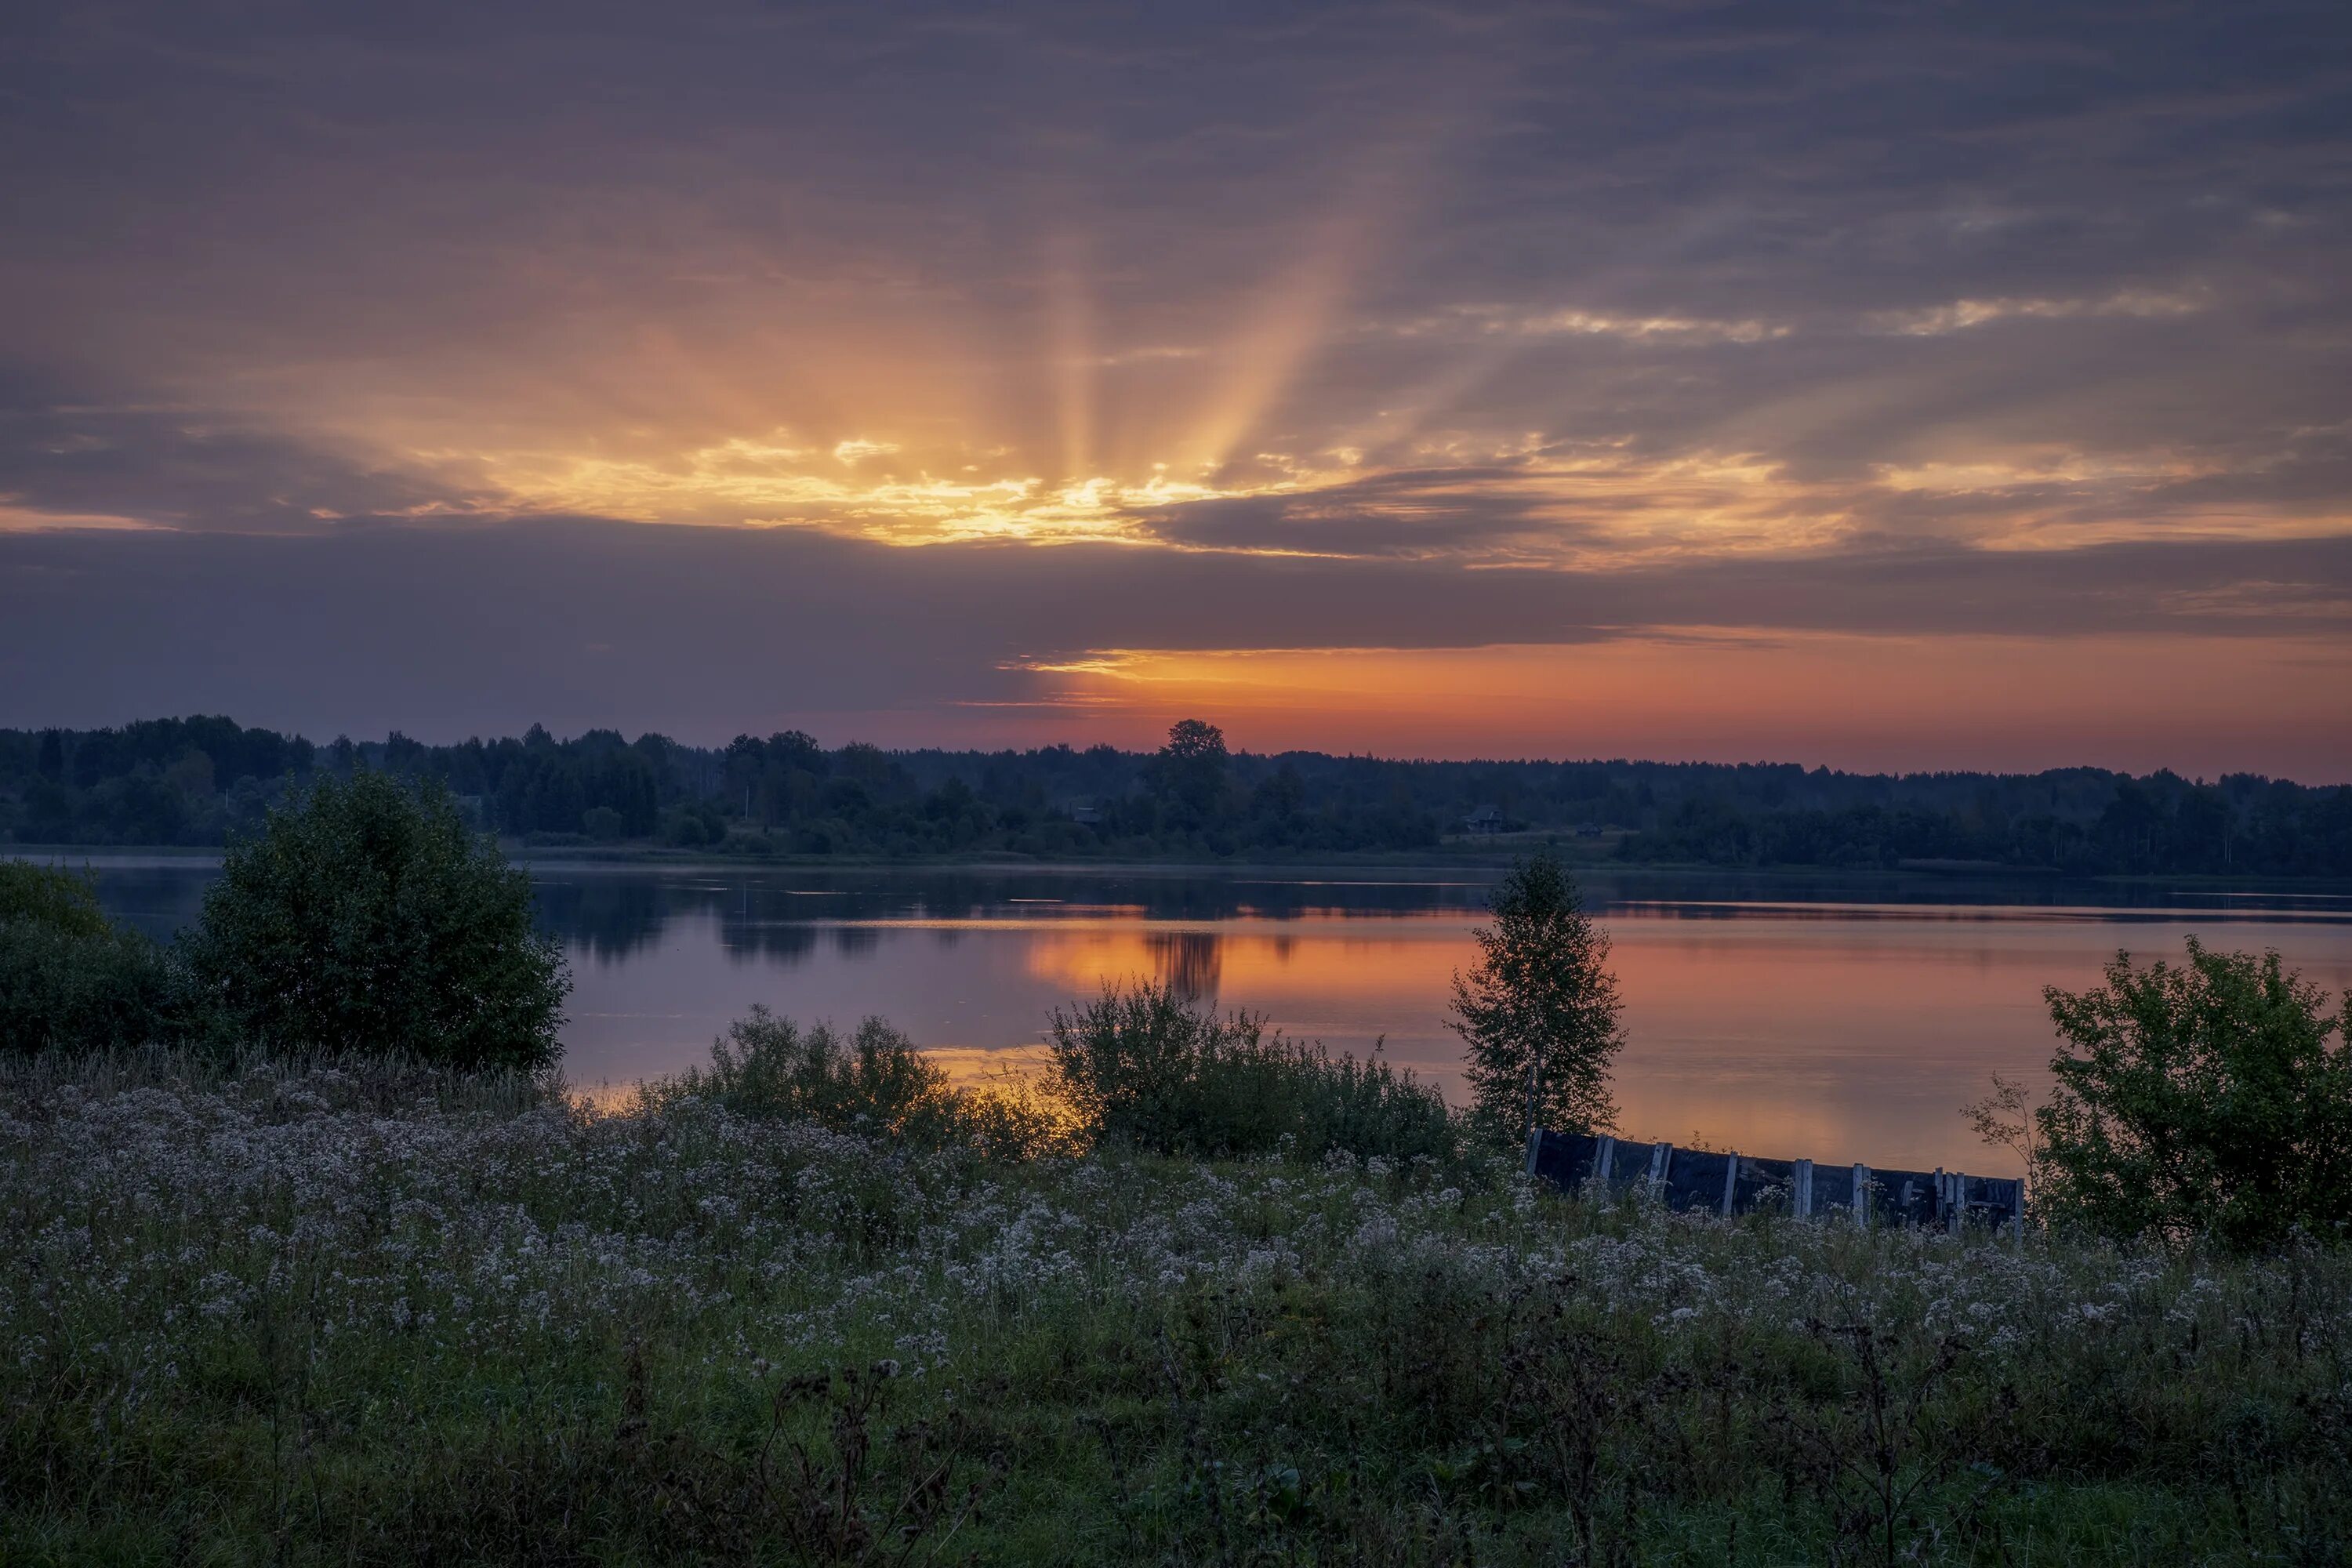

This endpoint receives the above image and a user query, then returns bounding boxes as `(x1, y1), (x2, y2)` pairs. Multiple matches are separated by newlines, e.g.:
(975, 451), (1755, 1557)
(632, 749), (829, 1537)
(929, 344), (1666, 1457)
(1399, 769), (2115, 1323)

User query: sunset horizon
(7, 7), (2352, 1552)
(5, 3), (2347, 778)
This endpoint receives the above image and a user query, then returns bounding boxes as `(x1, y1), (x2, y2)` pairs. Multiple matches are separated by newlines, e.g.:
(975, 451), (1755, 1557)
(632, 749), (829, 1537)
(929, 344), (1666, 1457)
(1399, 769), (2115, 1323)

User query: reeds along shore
(5, 1051), (2348, 1564)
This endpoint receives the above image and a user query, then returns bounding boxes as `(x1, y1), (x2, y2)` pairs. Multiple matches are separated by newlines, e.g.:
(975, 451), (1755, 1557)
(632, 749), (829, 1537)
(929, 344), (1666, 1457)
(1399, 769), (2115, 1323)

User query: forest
(3, 714), (2348, 876)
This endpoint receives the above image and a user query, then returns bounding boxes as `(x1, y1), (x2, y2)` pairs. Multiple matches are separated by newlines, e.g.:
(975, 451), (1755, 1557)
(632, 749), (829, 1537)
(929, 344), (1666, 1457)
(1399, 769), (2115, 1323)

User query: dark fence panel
(1526, 1129), (2023, 1234)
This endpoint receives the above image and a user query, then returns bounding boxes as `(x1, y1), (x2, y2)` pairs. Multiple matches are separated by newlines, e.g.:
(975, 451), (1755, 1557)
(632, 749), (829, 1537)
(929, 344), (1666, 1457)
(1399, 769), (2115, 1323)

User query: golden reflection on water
(74, 857), (2352, 1178)
(982, 908), (2352, 1173)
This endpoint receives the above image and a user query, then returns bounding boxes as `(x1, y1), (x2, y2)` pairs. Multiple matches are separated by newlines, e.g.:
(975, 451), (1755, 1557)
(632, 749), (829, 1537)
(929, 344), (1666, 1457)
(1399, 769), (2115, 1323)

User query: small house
(1462, 804), (1504, 834)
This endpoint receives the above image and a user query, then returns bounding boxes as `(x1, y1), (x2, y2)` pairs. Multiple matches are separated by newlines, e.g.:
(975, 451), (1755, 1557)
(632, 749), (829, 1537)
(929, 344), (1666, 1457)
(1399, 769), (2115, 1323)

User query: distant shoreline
(13, 840), (2352, 896)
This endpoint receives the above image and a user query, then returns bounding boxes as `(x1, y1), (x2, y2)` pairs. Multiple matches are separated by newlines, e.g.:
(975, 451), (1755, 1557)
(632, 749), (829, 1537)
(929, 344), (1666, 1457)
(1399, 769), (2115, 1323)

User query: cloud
(0, 365), (483, 532)
(0, 0), (2346, 767)
(1866, 289), (2209, 337)
(1379, 306), (1791, 345)
(2, 513), (2340, 680)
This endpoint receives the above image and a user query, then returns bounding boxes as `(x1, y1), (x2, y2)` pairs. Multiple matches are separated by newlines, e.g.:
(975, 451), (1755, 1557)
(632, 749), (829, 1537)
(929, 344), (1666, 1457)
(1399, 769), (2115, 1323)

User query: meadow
(4, 1049), (2347, 1566)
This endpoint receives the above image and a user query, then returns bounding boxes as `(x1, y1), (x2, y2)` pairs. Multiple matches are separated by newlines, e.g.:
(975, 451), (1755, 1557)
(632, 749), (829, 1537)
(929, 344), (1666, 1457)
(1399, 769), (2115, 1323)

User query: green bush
(0, 860), (114, 938)
(646, 1007), (1069, 1157)
(648, 1007), (960, 1138)
(0, 861), (183, 1054)
(2037, 938), (2352, 1250)
(0, 917), (182, 1054)
(1047, 980), (1458, 1162)
(179, 771), (569, 1069)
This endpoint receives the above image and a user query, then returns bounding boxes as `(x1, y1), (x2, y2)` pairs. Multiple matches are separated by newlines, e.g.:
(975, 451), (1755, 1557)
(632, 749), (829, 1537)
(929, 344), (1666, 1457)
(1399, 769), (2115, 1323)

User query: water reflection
(67, 856), (2352, 1171)
(1145, 931), (1221, 1001)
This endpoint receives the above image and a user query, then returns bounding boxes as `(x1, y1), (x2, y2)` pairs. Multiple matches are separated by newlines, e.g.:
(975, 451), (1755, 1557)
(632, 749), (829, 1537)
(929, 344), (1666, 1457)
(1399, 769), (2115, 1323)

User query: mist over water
(82, 858), (2352, 1172)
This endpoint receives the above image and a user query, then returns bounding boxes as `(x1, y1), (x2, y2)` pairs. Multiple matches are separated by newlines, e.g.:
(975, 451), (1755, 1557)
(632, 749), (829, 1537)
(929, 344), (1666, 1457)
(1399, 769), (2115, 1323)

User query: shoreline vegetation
(16, 840), (2352, 901)
(7, 1045), (2350, 1565)
(9, 715), (2350, 879)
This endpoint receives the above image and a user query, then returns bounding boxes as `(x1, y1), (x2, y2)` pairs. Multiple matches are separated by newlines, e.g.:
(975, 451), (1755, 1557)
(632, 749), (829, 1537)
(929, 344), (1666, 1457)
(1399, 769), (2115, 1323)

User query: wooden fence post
(1793, 1159), (1813, 1219)
(1720, 1153), (1740, 1217)
(1852, 1163), (1871, 1227)
(1594, 1135), (1616, 1185)
(1648, 1141), (1671, 1199)
(1524, 1124), (1543, 1178)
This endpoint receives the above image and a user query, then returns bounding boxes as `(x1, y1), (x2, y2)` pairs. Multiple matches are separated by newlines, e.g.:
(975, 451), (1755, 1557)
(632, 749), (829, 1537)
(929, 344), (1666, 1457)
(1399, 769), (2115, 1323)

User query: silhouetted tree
(1151, 719), (1230, 826)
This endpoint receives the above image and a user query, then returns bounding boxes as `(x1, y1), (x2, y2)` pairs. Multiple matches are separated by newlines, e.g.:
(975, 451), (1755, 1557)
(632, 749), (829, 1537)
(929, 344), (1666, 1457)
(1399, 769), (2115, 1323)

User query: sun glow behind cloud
(3, 0), (2347, 770)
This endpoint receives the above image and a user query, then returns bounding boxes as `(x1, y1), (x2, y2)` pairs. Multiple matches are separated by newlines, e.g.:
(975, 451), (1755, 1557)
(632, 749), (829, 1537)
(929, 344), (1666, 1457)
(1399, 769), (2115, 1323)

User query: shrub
(2035, 938), (2351, 1250)
(650, 1007), (962, 1138)
(647, 1008), (1072, 1157)
(1046, 980), (1458, 1162)
(0, 860), (114, 938)
(0, 862), (182, 1054)
(0, 916), (183, 1054)
(180, 771), (569, 1069)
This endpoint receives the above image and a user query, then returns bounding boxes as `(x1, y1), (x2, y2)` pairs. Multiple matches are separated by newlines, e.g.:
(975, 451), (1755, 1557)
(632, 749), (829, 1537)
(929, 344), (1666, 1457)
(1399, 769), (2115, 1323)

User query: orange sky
(2, 4), (2346, 774)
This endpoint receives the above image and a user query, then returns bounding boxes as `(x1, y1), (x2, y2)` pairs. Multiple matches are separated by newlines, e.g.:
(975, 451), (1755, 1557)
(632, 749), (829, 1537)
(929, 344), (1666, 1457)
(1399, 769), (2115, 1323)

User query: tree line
(3, 714), (2347, 874)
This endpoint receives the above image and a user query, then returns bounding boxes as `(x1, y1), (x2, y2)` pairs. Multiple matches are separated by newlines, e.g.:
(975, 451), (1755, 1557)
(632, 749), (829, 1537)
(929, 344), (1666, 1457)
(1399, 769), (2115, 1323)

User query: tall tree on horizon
(1448, 848), (1625, 1145)
(1149, 718), (1231, 826)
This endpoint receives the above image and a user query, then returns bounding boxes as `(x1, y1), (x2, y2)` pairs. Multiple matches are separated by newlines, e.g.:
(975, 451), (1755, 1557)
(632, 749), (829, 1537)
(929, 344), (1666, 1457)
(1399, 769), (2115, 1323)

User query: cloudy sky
(3, 1), (2347, 775)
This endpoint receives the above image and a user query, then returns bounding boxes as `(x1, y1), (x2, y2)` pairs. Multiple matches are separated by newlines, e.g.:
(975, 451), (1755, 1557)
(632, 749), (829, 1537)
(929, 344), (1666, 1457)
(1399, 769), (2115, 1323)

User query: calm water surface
(75, 858), (2352, 1172)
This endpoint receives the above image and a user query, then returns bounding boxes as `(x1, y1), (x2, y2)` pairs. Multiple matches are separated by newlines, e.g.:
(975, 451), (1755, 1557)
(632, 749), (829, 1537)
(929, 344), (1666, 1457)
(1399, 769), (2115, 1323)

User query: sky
(2, 1), (2348, 778)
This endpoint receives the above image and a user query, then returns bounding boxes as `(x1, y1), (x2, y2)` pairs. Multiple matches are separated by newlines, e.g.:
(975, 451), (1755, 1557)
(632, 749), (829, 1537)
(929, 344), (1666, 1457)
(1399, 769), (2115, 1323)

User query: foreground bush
(0, 862), (180, 1052)
(1048, 981), (1458, 1163)
(179, 771), (569, 1068)
(641, 1005), (1067, 1158)
(3, 1051), (2348, 1564)
(2038, 938), (2350, 1250)
(0, 860), (114, 936)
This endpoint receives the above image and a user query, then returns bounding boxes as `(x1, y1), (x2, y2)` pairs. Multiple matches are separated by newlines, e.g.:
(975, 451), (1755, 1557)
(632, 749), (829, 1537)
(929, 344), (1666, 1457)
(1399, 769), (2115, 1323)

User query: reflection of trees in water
(535, 876), (670, 964)
(717, 919), (822, 963)
(916, 891), (984, 921)
(1146, 930), (1222, 1004)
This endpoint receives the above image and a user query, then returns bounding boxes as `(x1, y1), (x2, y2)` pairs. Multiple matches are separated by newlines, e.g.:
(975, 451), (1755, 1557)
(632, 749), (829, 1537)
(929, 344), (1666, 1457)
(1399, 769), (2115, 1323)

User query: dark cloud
(1131, 467), (1575, 556)
(0, 364), (471, 530)
(2, 518), (2343, 741)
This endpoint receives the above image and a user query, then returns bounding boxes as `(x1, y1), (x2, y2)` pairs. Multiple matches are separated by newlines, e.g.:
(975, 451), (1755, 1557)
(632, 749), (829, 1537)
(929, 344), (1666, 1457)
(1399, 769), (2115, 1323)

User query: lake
(72, 856), (2352, 1172)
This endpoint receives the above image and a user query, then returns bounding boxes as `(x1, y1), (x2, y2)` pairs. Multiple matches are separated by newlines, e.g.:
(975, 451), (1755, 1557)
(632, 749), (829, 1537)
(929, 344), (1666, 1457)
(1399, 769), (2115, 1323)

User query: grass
(3, 1047), (2348, 1565)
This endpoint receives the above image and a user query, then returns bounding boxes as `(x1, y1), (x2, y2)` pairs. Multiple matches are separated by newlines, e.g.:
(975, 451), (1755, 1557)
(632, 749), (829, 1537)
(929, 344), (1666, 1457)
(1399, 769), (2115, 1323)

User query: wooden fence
(1525, 1129), (2024, 1237)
